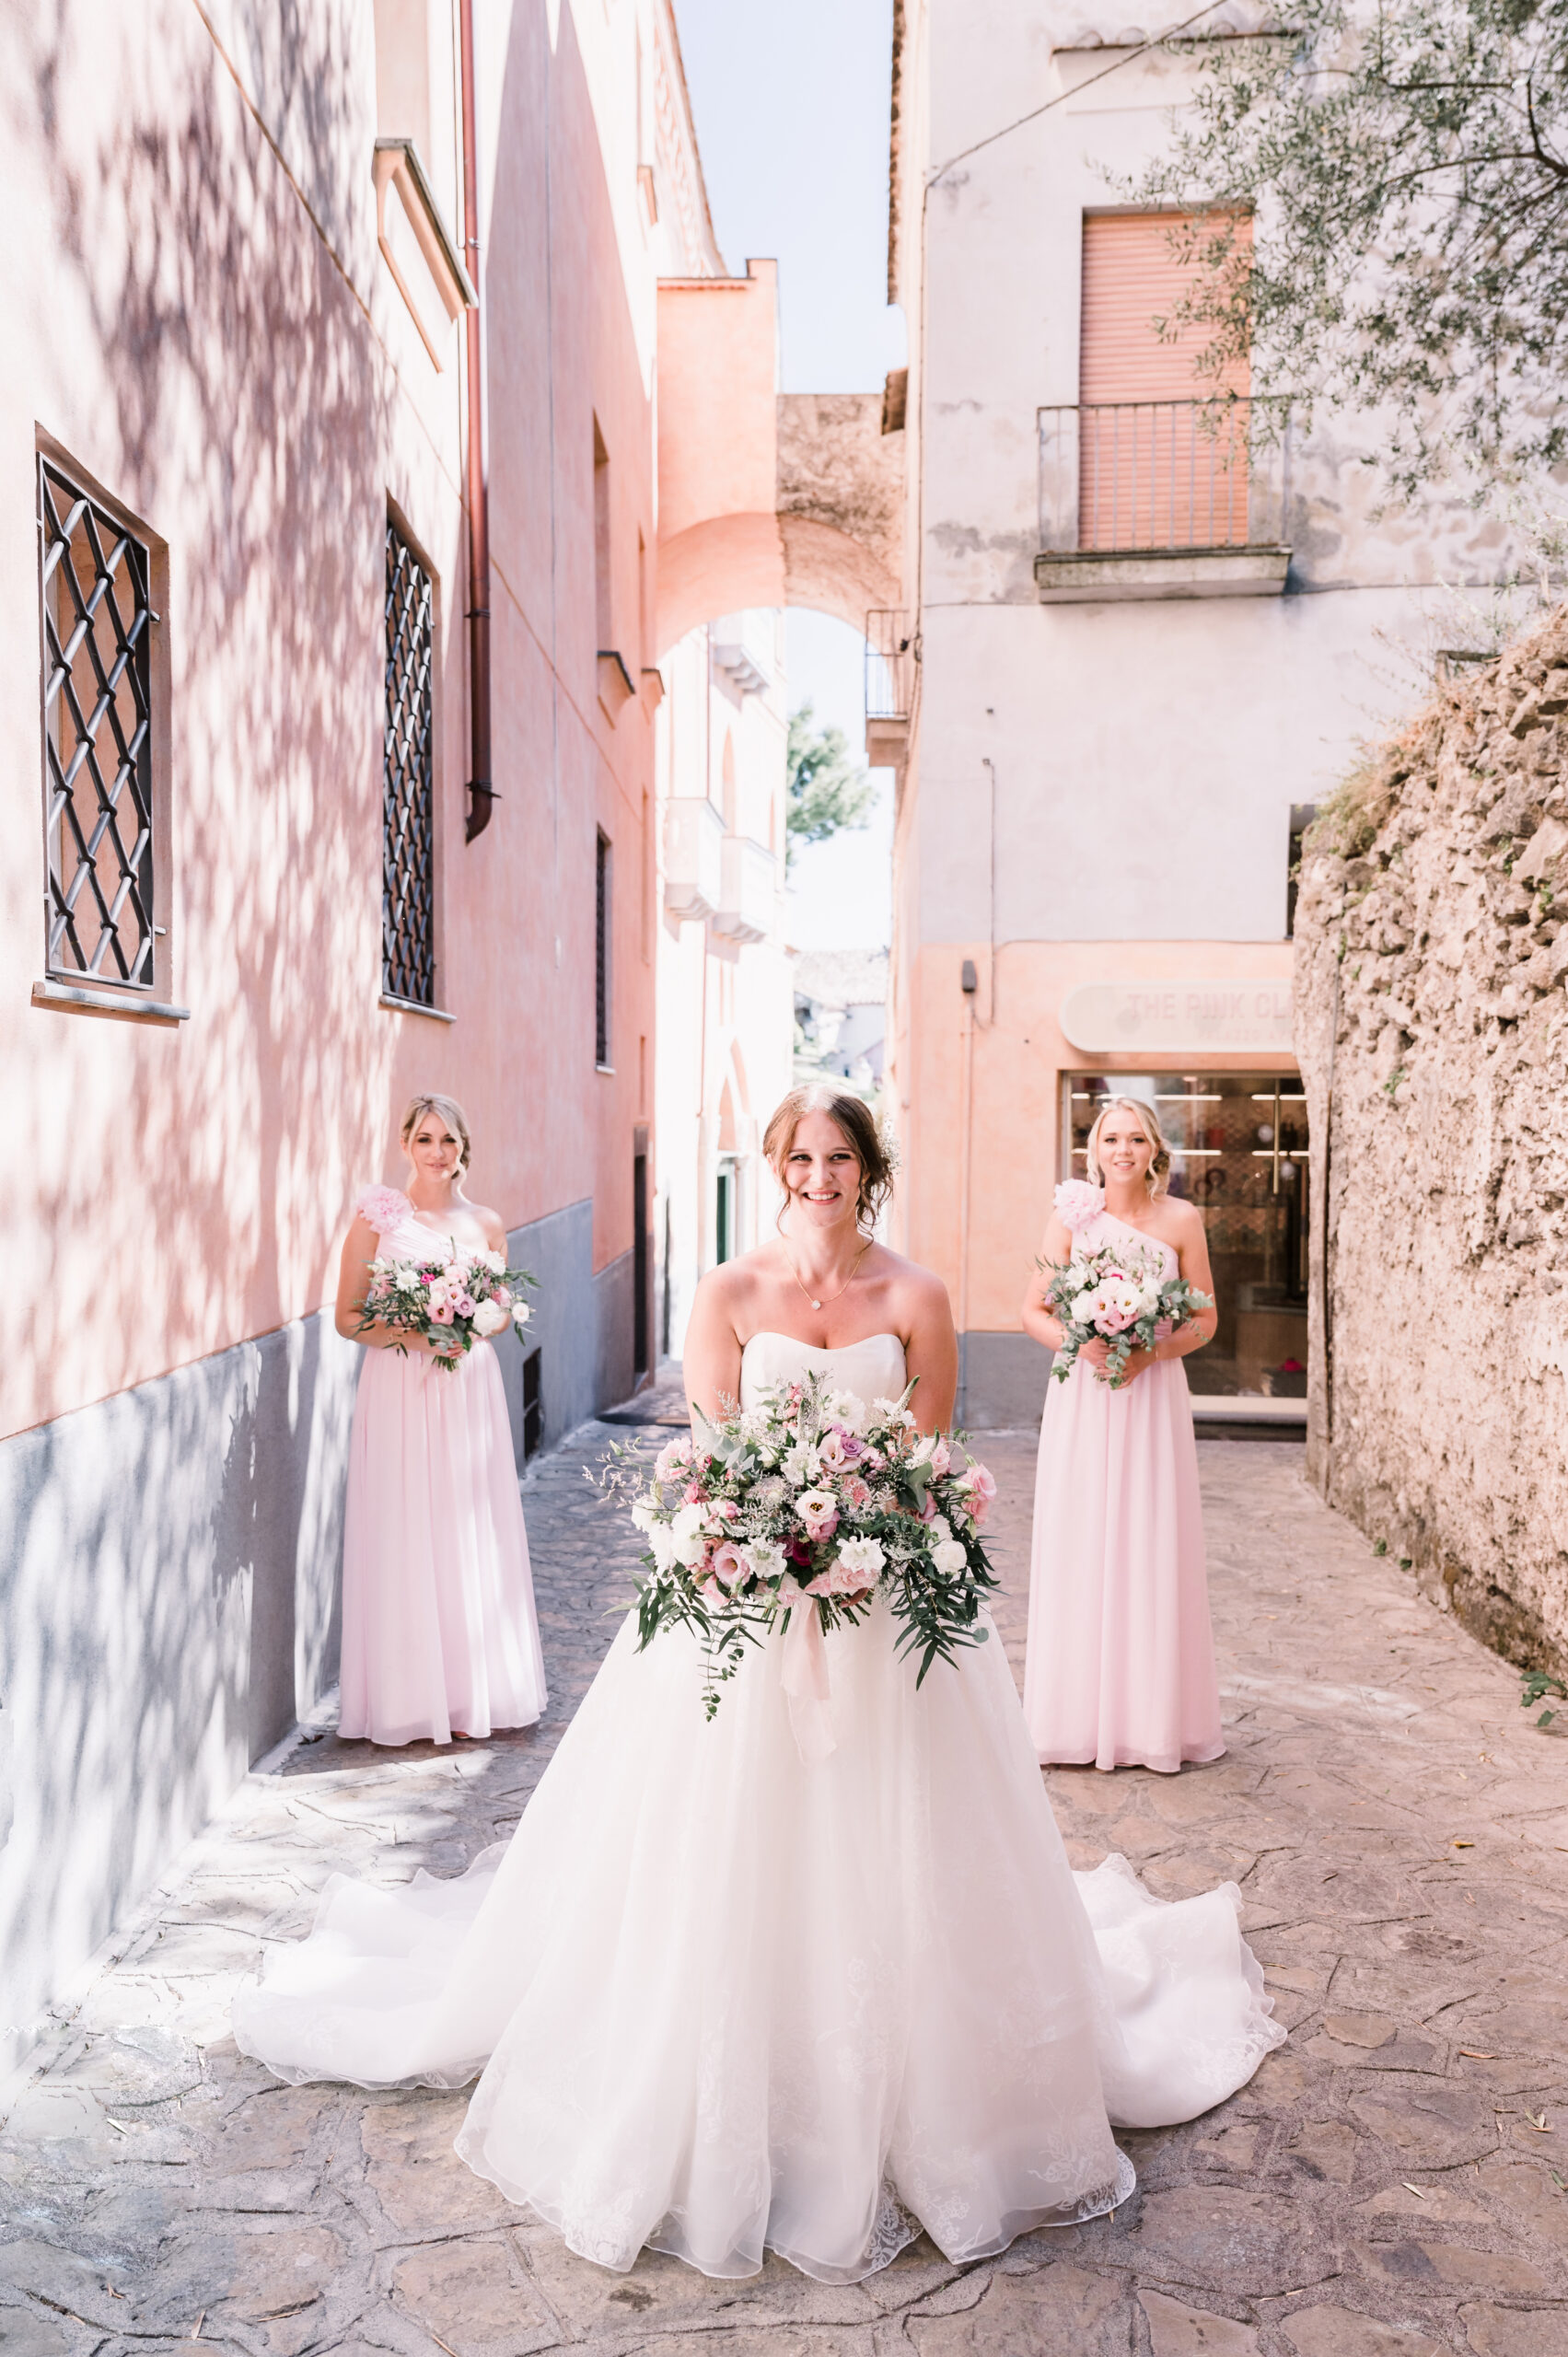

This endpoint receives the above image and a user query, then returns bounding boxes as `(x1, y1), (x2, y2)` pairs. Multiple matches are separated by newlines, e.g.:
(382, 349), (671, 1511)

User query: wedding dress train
(234, 1330), (1282, 2282)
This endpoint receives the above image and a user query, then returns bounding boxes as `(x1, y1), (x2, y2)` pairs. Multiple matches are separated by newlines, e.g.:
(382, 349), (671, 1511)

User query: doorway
(633, 1138), (649, 1378)
(715, 1157), (738, 1266)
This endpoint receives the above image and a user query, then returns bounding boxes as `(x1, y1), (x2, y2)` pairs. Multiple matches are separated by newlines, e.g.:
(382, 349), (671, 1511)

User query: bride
(233, 1085), (1282, 2284)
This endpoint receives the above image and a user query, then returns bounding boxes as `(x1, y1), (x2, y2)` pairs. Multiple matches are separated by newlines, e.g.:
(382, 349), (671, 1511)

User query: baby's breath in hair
(763, 1086), (896, 1231)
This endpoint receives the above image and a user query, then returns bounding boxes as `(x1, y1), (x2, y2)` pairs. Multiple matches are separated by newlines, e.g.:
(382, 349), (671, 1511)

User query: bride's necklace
(786, 1237), (871, 1312)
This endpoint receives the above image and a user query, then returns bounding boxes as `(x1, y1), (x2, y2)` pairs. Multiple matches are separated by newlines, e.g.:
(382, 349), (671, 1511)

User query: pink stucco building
(0, 0), (768, 2075)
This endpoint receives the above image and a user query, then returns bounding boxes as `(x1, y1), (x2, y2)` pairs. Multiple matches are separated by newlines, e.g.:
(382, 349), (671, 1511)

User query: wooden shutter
(1078, 212), (1251, 550)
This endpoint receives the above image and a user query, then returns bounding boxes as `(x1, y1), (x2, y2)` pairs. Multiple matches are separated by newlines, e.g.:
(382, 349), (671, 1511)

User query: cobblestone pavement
(4, 1398), (1567, 2357)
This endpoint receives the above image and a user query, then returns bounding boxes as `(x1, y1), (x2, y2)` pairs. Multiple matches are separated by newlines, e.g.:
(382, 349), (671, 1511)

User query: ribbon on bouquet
(776, 1575), (836, 1763)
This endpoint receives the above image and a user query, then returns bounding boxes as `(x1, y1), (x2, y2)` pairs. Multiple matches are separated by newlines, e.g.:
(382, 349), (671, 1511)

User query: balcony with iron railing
(1035, 398), (1291, 602)
(864, 609), (915, 770)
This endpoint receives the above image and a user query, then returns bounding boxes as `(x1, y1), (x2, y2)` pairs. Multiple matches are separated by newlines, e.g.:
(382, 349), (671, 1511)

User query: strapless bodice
(738, 1330), (908, 1413)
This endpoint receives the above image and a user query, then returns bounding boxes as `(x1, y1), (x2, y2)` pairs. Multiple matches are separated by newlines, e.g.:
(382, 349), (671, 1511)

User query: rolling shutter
(1077, 212), (1252, 549)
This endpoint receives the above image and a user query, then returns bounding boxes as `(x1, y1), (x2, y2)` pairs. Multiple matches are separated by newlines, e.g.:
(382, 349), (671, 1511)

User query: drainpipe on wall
(459, 0), (494, 842)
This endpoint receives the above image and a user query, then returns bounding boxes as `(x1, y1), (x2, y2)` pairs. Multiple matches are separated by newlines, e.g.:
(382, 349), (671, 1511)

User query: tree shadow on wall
(2, 0), (414, 2058)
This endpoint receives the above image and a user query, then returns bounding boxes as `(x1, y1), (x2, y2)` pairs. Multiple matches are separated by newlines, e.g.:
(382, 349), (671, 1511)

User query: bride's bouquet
(357, 1245), (535, 1371)
(604, 1375), (999, 1730)
(1040, 1181), (1211, 1387)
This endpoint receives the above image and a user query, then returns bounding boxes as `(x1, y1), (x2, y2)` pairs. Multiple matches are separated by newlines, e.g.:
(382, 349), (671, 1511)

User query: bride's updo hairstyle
(763, 1086), (895, 1234)
(1084, 1096), (1171, 1200)
(401, 1091), (472, 1175)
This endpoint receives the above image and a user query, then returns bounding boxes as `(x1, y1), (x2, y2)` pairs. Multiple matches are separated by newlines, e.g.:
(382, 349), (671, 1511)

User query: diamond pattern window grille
(384, 519), (436, 1006)
(39, 459), (156, 988)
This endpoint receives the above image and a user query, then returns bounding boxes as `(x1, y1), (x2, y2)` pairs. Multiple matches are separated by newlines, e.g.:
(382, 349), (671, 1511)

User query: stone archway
(655, 261), (905, 658)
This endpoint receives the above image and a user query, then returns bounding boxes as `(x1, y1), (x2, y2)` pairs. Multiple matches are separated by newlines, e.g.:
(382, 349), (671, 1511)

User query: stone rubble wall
(1295, 605), (1568, 1674)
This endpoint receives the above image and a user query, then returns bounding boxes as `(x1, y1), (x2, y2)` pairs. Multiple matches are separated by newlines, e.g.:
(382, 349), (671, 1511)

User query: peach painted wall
(901, 939), (1296, 1334)
(655, 264), (787, 655)
(2, 0), (662, 1443)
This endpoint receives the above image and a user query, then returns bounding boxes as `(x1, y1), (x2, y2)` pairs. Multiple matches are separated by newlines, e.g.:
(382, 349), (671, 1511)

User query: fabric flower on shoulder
(1053, 1178), (1105, 1235)
(356, 1184), (412, 1237)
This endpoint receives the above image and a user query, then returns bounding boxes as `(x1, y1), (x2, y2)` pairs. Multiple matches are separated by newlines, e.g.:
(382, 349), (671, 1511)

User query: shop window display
(1061, 1075), (1308, 1399)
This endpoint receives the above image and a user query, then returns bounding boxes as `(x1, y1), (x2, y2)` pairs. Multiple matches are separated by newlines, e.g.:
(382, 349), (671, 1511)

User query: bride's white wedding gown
(233, 1332), (1282, 2283)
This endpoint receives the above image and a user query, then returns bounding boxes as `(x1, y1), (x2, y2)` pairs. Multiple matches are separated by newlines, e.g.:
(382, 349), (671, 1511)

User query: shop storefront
(1063, 1073), (1308, 1399)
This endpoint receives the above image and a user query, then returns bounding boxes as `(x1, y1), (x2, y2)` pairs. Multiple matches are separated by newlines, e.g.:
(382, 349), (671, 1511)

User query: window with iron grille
(39, 459), (157, 990)
(595, 829), (611, 1066)
(384, 517), (436, 1006)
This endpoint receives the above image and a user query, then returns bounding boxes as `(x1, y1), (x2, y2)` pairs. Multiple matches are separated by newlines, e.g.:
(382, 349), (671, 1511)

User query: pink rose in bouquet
(655, 1436), (693, 1483)
(957, 1463), (997, 1526)
(796, 1487), (840, 1540)
(710, 1541), (749, 1590)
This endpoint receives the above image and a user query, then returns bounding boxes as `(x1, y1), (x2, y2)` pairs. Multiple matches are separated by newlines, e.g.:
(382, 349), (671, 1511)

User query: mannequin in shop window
(1020, 1097), (1223, 1773)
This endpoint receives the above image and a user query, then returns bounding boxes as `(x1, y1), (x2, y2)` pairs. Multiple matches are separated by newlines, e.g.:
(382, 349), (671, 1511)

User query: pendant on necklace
(810, 1298), (821, 1310)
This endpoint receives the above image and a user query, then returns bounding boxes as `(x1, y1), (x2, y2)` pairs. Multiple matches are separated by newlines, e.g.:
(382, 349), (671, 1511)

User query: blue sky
(674, 0), (903, 950)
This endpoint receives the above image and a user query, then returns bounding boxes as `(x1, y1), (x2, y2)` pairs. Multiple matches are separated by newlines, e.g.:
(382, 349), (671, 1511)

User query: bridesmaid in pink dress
(334, 1093), (547, 1746)
(1021, 1097), (1223, 1773)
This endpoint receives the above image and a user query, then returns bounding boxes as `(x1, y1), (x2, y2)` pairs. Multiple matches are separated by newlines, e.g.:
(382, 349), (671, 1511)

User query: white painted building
(886, 0), (1525, 1425)
(794, 946), (889, 1092)
(653, 607), (794, 1359)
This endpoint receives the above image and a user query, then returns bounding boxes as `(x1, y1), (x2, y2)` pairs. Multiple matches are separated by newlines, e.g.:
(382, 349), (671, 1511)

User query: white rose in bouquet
(931, 1538), (969, 1576)
(835, 1536), (886, 1580)
(670, 1503), (708, 1567)
(821, 1387), (870, 1436)
(470, 1297), (509, 1338)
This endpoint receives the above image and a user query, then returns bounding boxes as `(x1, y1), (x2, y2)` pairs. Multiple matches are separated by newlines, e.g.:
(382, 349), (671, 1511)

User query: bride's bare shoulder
(691, 1244), (779, 1313)
(874, 1245), (953, 1318)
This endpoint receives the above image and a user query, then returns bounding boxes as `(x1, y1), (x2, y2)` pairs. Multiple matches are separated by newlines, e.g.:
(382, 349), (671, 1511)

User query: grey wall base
(958, 1331), (1053, 1431)
(1, 1190), (635, 2082)
(0, 1311), (358, 2082)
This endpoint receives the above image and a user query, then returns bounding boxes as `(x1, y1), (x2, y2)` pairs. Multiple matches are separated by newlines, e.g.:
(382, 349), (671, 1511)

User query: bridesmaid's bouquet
(602, 1377), (999, 1725)
(1040, 1185), (1211, 1388)
(358, 1247), (535, 1371)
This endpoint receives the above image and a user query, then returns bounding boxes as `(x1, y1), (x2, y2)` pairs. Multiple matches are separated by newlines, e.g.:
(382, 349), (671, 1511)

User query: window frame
(381, 504), (445, 1018)
(595, 826), (613, 1069)
(34, 447), (180, 1023)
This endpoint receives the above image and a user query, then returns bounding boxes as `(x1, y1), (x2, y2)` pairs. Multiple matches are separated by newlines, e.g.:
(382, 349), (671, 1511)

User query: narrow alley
(2, 1417), (1564, 2357)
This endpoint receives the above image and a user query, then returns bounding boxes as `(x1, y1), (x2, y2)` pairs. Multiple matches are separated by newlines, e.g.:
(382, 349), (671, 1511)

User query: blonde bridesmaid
(335, 1093), (547, 1746)
(1020, 1097), (1222, 1773)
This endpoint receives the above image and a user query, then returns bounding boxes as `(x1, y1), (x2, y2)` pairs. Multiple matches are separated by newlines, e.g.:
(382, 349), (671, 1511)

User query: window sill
(596, 1062), (616, 1075)
(380, 993), (456, 1023)
(1033, 545), (1292, 603)
(34, 978), (189, 1024)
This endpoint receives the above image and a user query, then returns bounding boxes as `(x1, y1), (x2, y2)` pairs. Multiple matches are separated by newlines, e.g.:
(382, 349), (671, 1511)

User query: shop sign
(1060, 979), (1294, 1054)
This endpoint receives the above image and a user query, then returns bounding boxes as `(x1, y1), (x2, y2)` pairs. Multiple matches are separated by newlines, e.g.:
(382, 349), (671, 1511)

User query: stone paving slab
(3, 1408), (1566, 2357)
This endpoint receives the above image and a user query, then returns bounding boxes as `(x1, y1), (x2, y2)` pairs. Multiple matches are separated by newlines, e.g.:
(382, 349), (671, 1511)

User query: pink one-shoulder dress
(337, 1188), (548, 1747)
(1023, 1209), (1223, 1774)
